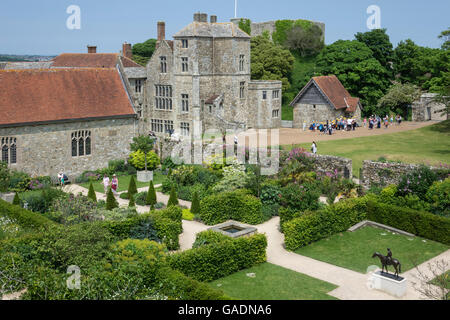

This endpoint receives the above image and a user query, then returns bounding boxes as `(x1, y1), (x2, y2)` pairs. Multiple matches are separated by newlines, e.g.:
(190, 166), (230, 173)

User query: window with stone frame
(1, 137), (17, 164)
(160, 56), (167, 73)
(240, 81), (245, 99)
(180, 122), (190, 136)
(181, 57), (188, 72)
(155, 85), (173, 111)
(239, 54), (245, 72)
(272, 90), (280, 99)
(164, 120), (174, 134)
(272, 109), (280, 118)
(181, 39), (189, 48)
(71, 131), (91, 157)
(151, 119), (164, 133)
(135, 79), (142, 93)
(262, 91), (267, 100)
(181, 94), (189, 112)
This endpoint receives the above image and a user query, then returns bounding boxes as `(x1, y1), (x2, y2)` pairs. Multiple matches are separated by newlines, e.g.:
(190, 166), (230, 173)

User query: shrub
(120, 192), (129, 200)
(397, 166), (438, 200)
(160, 206), (183, 223)
(190, 191), (200, 215)
(12, 193), (20, 206)
(146, 181), (157, 206)
(135, 191), (148, 206)
(20, 188), (66, 213)
(182, 209), (194, 221)
(8, 170), (31, 192)
(75, 171), (101, 184)
(167, 186), (179, 207)
(106, 188), (119, 211)
(426, 178), (450, 217)
(280, 183), (321, 212)
(168, 233), (267, 282)
(129, 150), (160, 171)
(0, 198), (55, 231)
(262, 203), (280, 221)
(128, 176), (138, 197)
(87, 182), (97, 202)
(51, 193), (98, 225)
(200, 189), (263, 225)
(192, 230), (231, 248)
(128, 194), (136, 208)
(150, 210), (182, 250)
(260, 183), (282, 206)
(129, 219), (160, 242)
(108, 159), (126, 173)
(0, 161), (10, 192)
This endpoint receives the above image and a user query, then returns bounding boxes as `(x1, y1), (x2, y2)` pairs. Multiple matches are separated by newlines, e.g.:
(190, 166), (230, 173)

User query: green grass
(209, 262), (338, 300)
(80, 171), (165, 193)
(295, 226), (449, 274)
(283, 120), (450, 177)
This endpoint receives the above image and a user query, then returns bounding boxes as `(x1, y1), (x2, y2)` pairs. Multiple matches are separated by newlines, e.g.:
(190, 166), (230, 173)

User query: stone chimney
(157, 21), (165, 41)
(194, 12), (208, 22)
(87, 45), (97, 54)
(122, 42), (132, 59)
(210, 15), (217, 23)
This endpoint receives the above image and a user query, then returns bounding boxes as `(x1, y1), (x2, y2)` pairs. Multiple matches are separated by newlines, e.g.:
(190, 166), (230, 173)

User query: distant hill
(0, 54), (55, 62)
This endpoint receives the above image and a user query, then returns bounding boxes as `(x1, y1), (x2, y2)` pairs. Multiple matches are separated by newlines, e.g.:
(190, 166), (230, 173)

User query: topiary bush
(199, 189), (263, 225)
(190, 191), (200, 216)
(127, 176), (138, 197)
(87, 182), (97, 202)
(146, 181), (157, 207)
(167, 186), (179, 207)
(106, 188), (119, 211)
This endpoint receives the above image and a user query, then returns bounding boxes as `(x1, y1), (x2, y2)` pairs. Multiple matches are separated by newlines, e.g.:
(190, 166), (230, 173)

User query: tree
(0, 161), (10, 192)
(411, 259), (449, 300)
(131, 39), (157, 66)
(316, 40), (390, 114)
(238, 19), (251, 36)
(12, 192), (20, 206)
(129, 150), (160, 171)
(106, 188), (119, 210)
(190, 191), (200, 215)
(251, 33), (295, 93)
(167, 186), (179, 207)
(128, 194), (136, 208)
(377, 82), (421, 116)
(285, 24), (324, 57)
(127, 176), (138, 197)
(130, 135), (156, 172)
(87, 182), (97, 202)
(146, 181), (157, 209)
(438, 28), (450, 50)
(355, 29), (394, 72)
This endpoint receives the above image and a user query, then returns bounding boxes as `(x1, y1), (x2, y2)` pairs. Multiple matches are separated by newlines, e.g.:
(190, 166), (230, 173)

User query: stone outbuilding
(290, 75), (362, 128)
(0, 68), (138, 178)
(411, 93), (448, 122)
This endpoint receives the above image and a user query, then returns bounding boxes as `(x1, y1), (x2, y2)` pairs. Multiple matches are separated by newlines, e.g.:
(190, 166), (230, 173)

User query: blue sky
(0, 0), (448, 55)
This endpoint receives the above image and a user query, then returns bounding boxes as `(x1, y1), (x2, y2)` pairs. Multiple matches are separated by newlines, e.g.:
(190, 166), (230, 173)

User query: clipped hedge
(0, 199), (55, 231)
(366, 200), (450, 245)
(192, 230), (232, 248)
(199, 189), (263, 225)
(168, 233), (267, 282)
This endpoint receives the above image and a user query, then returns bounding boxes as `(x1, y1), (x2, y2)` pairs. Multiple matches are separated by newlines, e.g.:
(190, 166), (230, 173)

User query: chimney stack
(122, 42), (132, 59)
(87, 45), (97, 54)
(210, 15), (217, 23)
(157, 21), (166, 41)
(193, 12), (208, 22)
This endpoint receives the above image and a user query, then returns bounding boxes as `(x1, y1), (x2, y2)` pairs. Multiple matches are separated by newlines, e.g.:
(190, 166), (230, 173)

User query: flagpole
(235, 0), (237, 18)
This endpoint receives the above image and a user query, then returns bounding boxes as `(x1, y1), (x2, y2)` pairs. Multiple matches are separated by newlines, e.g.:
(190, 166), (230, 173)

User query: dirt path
(220, 121), (437, 148)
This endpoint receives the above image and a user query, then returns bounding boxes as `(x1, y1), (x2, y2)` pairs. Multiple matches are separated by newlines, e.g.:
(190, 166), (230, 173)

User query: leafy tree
(438, 28), (450, 50)
(285, 24), (324, 57)
(87, 182), (97, 202)
(12, 192), (20, 206)
(106, 188), (119, 210)
(377, 82), (421, 116)
(355, 29), (394, 72)
(316, 40), (390, 114)
(146, 181), (157, 208)
(129, 150), (160, 171)
(167, 186), (179, 207)
(238, 19), (251, 36)
(131, 39), (157, 66)
(190, 190), (200, 215)
(128, 194), (136, 208)
(130, 135), (157, 171)
(127, 176), (138, 197)
(0, 161), (10, 192)
(250, 33), (295, 93)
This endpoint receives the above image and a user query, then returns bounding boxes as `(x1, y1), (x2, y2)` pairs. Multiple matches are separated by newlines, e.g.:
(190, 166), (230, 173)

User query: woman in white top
(311, 141), (317, 154)
(103, 174), (110, 194)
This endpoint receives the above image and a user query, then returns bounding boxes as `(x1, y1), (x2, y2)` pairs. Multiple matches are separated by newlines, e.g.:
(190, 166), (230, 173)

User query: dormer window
(182, 39), (189, 48)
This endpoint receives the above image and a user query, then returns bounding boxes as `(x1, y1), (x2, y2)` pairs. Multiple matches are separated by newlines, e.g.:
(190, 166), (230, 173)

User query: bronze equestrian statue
(372, 248), (402, 279)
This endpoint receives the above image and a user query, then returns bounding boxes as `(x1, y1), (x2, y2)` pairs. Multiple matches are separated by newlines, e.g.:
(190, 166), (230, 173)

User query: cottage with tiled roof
(290, 75), (362, 127)
(0, 68), (138, 178)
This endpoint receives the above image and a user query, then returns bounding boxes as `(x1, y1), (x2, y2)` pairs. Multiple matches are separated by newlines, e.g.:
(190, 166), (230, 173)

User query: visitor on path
(58, 171), (64, 187)
(363, 117), (367, 128)
(303, 120), (306, 131)
(377, 117), (381, 129)
(103, 174), (110, 194)
(390, 115), (394, 125)
(398, 115), (402, 126)
(384, 117), (389, 129)
(328, 125), (333, 135)
(111, 175), (119, 196)
(311, 141), (317, 154)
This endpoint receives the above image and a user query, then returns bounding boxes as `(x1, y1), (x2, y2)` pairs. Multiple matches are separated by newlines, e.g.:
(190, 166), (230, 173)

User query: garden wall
(310, 154), (353, 179)
(360, 161), (439, 189)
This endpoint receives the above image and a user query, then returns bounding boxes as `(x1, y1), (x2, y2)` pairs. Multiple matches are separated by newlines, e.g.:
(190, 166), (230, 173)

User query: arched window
(1, 137), (16, 164)
(85, 136), (91, 155)
(71, 130), (91, 157)
(1, 145), (8, 163)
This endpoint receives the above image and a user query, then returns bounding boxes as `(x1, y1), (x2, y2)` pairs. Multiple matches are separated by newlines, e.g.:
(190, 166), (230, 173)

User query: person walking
(363, 117), (367, 128)
(311, 141), (317, 154)
(103, 174), (110, 194)
(303, 120), (306, 131)
(58, 171), (64, 187)
(111, 174), (119, 196)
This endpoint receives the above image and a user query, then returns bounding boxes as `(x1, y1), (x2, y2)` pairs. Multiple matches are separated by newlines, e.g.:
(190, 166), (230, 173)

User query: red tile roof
(0, 68), (136, 127)
(121, 56), (143, 68)
(52, 53), (119, 68)
(344, 97), (360, 113)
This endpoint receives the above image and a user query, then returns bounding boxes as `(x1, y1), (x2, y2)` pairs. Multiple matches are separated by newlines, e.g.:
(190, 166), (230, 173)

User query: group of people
(103, 174), (119, 195)
(364, 115), (402, 130)
(303, 117), (359, 135)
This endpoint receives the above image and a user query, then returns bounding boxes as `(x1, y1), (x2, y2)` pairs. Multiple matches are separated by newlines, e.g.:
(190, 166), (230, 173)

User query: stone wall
(360, 160), (438, 189)
(411, 93), (448, 122)
(310, 154), (353, 179)
(0, 118), (137, 179)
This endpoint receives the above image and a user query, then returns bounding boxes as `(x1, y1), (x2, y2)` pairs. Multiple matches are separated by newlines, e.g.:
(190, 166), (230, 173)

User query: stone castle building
(411, 93), (448, 122)
(142, 13), (282, 139)
(290, 75), (362, 127)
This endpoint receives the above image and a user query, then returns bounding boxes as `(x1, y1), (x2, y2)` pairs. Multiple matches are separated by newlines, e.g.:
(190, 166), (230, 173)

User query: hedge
(192, 230), (232, 248)
(0, 199), (55, 231)
(168, 233), (267, 282)
(199, 189), (263, 225)
(366, 200), (450, 245)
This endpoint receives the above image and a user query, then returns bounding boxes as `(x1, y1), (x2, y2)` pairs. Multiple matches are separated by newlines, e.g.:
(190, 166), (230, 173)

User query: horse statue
(372, 249), (402, 279)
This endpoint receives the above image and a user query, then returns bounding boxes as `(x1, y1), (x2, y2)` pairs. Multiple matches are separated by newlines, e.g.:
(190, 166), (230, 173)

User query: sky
(0, 0), (448, 55)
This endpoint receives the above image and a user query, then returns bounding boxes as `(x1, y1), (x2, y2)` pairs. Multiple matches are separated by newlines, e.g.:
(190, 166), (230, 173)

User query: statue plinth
(368, 271), (407, 298)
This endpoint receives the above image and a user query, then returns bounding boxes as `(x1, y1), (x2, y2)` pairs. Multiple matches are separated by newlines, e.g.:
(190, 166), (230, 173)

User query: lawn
(80, 170), (166, 193)
(284, 120), (450, 177)
(209, 262), (338, 300)
(295, 226), (449, 274)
